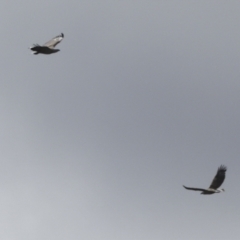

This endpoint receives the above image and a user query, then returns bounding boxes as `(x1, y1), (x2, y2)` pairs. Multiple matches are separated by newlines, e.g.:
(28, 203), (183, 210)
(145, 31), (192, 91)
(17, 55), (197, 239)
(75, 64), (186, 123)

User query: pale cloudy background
(0, 1), (239, 240)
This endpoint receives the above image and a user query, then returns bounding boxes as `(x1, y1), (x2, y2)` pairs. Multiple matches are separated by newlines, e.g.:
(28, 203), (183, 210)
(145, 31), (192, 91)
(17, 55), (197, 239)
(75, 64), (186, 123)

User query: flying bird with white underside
(29, 33), (64, 55)
(183, 165), (227, 195)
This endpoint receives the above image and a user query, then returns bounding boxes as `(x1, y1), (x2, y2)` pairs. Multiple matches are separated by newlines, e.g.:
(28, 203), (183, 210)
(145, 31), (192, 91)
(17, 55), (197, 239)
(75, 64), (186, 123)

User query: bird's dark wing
(43, 33), (64, 48)
(183, 185), (206, 191)
(209, 165), (227, 189)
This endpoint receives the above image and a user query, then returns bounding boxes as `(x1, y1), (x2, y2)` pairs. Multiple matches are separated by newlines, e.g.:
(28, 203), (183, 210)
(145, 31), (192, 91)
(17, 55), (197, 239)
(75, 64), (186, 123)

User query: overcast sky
(1, 1), (240, 240)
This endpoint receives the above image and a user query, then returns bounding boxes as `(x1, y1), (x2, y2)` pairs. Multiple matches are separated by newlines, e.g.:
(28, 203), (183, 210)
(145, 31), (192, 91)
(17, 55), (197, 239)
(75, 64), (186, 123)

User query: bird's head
(217, 188), (225, 193)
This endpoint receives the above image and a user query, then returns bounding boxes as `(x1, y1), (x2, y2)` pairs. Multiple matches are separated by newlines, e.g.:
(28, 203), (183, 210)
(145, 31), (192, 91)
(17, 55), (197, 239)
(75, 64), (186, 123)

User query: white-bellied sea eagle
(29, 33), (64, 55)
(183, 165), (227, 195)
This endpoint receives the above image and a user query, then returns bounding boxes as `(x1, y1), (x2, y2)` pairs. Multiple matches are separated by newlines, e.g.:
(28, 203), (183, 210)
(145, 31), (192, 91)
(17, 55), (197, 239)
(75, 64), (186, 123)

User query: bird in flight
(30, 33), (64, 55)
(183, 165), (227, 195)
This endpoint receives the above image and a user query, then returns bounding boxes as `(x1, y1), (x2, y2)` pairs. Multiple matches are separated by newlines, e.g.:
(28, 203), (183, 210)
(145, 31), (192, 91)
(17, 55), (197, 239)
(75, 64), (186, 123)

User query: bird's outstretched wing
(43, 33), (64, 48)
(209, 165), (227, 189)
(183, 185), (206, 191)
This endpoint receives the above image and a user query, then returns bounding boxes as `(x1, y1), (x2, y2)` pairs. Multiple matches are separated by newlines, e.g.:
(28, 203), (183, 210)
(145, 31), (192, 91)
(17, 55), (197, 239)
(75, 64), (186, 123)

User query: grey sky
(0, 1), (240, 240)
